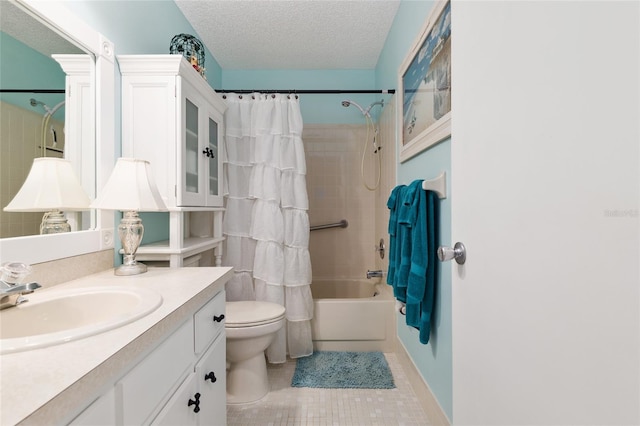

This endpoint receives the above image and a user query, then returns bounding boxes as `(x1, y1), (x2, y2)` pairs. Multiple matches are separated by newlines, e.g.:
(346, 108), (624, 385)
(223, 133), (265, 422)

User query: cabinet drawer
(194, 291), (225, 355)
(118, 319), (194, 425)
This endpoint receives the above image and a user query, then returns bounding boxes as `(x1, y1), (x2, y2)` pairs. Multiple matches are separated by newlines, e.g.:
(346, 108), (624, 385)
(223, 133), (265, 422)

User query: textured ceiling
(0, 1), (84, 57)
(174, 0), (401, 70)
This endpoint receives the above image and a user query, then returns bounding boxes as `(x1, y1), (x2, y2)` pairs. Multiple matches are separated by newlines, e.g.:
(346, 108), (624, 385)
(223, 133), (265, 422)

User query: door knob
(437, 242), (466, 265)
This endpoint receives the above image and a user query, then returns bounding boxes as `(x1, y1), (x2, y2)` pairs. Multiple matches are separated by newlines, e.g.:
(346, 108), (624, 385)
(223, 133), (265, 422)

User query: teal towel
(397, 182), (418, 292)
(403, 181), (422, 328)
(419, 190), (439, 344)
(386, 180), (440, 345)
(386, 185), (406, 302)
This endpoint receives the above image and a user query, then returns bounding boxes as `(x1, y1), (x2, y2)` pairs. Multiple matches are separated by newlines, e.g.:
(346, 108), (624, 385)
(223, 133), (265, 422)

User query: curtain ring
(271, 94), (276, 99)
(287, 94), (290, 99)
(222, 95), (227, 99)
(251, 95), (255, 100)
(238, 95), (243, 99)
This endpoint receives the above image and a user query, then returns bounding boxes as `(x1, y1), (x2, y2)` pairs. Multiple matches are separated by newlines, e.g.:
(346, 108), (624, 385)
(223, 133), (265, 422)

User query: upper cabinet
(118, 55), (226, 208)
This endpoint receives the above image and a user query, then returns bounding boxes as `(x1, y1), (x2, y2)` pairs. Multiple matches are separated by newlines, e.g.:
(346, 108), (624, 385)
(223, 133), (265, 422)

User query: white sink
(0, 286), (162, 354)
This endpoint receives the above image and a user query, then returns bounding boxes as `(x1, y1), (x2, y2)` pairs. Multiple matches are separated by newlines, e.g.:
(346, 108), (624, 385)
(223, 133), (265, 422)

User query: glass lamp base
(40, 211), (71, 234)
(114, 262), (148, 276)
(116, 211), (147, 276)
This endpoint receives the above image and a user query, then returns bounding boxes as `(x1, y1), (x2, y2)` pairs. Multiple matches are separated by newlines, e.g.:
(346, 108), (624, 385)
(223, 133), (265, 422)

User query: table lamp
(91, 158), (167, 276)
(4, 158), (91, 234)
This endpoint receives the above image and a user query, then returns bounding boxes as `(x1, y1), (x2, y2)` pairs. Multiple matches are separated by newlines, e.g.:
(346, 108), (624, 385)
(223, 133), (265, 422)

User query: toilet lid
(226, 301), (286, 328)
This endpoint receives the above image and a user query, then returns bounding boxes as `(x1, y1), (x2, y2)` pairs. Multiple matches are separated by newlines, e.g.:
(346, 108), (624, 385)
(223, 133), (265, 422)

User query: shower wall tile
(304, 124), (378, 281)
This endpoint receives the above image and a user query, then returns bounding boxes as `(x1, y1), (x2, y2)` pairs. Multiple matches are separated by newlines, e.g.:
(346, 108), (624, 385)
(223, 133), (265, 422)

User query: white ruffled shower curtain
(222, 93), (313, 362)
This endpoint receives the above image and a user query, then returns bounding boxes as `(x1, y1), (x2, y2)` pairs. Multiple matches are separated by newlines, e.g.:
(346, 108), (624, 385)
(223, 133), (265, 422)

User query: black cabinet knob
(188, 392), (201, 413)
(213, 314), (225, 323)
(202, 147), (216, 158)
(204, 371), (217, 383)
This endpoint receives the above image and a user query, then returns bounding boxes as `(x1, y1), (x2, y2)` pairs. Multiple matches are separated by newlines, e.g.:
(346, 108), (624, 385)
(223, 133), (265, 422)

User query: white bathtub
(310, 279), (395, 352)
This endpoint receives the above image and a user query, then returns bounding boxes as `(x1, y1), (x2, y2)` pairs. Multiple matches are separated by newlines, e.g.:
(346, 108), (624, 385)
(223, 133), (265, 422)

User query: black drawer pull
(204, 371), (217, 383)
(213, 314), (225, 323)
(188, 392), (201, 413)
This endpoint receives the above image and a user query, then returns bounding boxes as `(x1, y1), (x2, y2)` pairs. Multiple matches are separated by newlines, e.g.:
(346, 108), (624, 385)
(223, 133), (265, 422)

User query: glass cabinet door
(184, 98), (199, 196)
(208, 117), (218, 197)
(180, 82), (224, 207)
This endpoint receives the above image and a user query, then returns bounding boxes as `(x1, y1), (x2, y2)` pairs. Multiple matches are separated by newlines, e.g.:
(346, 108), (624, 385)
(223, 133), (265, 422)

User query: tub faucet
(366, 270), (383, 279)
(0, 281), (42, 310)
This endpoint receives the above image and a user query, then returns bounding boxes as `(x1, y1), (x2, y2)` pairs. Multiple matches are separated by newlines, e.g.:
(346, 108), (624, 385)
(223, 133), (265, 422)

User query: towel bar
(310, 219), (348, 231)
(422, 172), (446, 199)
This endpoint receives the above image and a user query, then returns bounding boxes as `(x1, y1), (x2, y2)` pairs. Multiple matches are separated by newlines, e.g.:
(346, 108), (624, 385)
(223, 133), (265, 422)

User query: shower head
(341, 99), (369, 117)
(341, 99), (385, 118)
(30, 98), (53, 115)
(30, 98), (44, 108)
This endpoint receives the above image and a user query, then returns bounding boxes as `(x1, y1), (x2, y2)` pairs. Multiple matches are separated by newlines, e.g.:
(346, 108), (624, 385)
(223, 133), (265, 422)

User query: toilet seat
(226, 301), (285, 328)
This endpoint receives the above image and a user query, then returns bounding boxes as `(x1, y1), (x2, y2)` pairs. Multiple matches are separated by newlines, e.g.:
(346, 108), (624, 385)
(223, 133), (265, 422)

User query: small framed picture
(398, 0), (451, 162)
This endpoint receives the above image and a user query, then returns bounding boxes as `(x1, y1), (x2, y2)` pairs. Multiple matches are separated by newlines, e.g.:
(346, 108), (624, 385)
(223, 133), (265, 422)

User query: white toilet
(225, 300), (286, 404)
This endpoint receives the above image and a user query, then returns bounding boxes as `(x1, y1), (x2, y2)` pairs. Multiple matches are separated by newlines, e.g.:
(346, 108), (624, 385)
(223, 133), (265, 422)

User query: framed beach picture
(398, 0), (451, 162)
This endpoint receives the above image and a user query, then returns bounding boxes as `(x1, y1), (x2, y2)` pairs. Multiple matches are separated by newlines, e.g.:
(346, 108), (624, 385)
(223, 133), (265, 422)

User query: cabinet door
(179, 80), (207, 206)
(204, 105), (224, 207)
(196, 335), (226, 426)
(118, 319), (193, 425)
(68, 388), (116, 425)
(150, 372), (199, 426)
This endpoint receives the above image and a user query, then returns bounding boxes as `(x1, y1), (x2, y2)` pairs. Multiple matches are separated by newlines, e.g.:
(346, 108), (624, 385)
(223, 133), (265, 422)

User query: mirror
(0, 0), (115, 265)
(0, 0), (89, 238)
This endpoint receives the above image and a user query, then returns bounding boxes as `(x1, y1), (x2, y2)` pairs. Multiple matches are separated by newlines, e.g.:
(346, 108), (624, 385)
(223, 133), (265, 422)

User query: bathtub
(310, 279), (396, 352)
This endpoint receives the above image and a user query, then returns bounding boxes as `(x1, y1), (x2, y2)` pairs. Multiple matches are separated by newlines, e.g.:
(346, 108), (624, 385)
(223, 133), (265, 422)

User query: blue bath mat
(291, 351), (395, 389)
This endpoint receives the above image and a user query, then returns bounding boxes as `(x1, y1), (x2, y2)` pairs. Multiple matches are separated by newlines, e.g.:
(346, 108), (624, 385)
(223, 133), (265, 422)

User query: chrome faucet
(1, 281), (42, 310)
(366, 270), (383, 279)
(0, 262), (41, 310)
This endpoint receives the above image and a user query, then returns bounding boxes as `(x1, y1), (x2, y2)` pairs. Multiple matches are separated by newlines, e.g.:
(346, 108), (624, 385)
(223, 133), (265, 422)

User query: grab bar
(310, 219), (348, 231)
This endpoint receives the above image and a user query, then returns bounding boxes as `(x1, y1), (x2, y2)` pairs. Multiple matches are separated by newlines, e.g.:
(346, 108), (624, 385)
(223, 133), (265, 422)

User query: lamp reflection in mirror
(3, 158), (90, 234)
(91, 158), (167, 276)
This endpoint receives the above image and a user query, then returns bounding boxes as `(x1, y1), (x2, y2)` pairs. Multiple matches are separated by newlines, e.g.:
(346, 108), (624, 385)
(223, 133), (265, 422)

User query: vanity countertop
(0, 266), (233, 426)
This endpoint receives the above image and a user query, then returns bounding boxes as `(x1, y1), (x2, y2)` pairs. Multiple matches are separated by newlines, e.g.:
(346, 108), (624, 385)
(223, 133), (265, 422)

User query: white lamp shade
(4, 158), (91, 212)
(91, 158), (167, 211)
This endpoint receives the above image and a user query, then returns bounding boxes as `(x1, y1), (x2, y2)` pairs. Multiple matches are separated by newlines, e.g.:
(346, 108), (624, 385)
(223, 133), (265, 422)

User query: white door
(451, 2), (639, 425)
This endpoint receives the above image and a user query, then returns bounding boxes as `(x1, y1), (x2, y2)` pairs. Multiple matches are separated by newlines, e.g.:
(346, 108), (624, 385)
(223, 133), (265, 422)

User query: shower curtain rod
(0, 89), (65, 93)
(217, 89), (395, 94)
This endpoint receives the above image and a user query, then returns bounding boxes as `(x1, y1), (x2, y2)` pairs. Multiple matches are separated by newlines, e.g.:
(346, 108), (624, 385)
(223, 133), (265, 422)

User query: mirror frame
(0, 0), (115, 265)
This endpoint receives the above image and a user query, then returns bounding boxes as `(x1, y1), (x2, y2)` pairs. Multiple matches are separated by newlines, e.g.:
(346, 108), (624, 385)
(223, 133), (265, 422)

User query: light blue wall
(222, 69), (387, 124)
(0, 32), (66, 121)
(375, 0), (453, 420)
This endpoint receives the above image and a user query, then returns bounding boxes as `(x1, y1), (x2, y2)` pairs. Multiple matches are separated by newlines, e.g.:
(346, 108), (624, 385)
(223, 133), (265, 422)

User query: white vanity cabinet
(118, 55), (227, 267)
(67, 289), (227, 426)
(152, 335), (226, 426)
(2, 268), (233, 426)
(116, 291), (227, 426)
(68, 389), (116, 426)
(151, 294), (227, 426)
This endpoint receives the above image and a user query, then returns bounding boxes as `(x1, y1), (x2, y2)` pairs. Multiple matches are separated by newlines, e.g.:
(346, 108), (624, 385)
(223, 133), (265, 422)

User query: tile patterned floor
(227, 353), (430, 426)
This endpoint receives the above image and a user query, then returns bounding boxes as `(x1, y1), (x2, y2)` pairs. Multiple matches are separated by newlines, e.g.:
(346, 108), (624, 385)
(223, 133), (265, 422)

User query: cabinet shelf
(133, 237), (225, 262)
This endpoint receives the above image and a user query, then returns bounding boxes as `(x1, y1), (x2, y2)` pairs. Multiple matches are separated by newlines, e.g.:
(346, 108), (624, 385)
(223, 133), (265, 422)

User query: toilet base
(226, 352), (270, 404)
